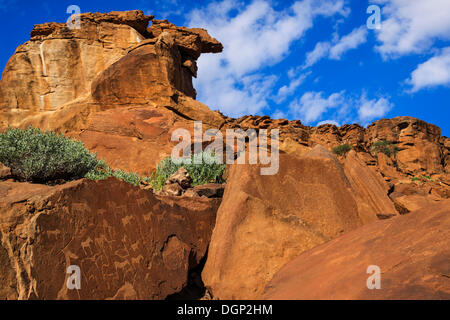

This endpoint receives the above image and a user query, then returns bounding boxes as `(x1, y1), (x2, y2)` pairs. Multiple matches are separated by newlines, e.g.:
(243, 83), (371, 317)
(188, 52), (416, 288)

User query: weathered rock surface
(0, 163), (11, 180)
(166, 167), (192, 189)
(0, 178), (219, 299)
(343, 150), (399, 223)
(0, 10), (449, 193)
(0, 10), (225, 174)
(0, 9), (449, 301)
(0, 10), (151, 128)
(263, 201), (450, 300)
(192, 184), (225, 198)
(202, 147), (399, 300)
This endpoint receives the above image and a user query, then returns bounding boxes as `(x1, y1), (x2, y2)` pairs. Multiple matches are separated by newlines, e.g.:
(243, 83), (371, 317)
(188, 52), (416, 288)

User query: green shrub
(420, 175), (433, 181)
(150, 152), (226, 191)
(372, 140), (399, 157)
(0, 126), (98, 182)
(411, 177), (420, 182)
(332, 144), (352, 155)
(85, 160), (147, 187)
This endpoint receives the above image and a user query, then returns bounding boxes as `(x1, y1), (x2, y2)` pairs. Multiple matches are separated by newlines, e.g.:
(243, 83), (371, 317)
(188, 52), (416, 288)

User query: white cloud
(289, 91), (345, 124)
(271, 109), (287, 119)
(373, 0), (450, 57)
(317, 120), (340, 126)
(287, 91), (392, 125)
(407, 47), (450, 92)
(303, 26), (367, 68)
(273, 72), (309, 103)
(187, 0), (348, 117)
(304, 42), (331, 68)
(329, 26), (368, 59)
(357, 94), (393, 123)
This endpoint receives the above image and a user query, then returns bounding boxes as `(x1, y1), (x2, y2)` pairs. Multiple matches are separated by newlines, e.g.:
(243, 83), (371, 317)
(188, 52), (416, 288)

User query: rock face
(0, 10), (225, 175)
(0, 10), (449, 301)
(0, 178), (219, 299)
(0, 163), (11, 180)
(0, 10), (151, 127)
(0, 10), (449, 187)
(263, 201), (450, 300)
(202, 147), (398, 300)
(343, 150), (398, 223)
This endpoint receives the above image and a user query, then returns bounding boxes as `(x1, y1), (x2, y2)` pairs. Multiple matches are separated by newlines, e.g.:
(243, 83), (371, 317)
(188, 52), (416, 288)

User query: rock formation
(0, 178), (219, 299)
(0, 10), (224, 175)
(0, 10), (449, 301)
(263, 201), (450, 300)
(202, 146), (400, 300)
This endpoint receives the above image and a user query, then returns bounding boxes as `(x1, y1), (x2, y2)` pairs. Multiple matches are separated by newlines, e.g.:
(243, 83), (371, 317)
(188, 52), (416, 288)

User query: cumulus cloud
(303, 26), (367, 68)
(317, 120), (340, 126)
(289, 91), (346, 124)
(187, 0), (348, 117)
(373, 0), (450, 57)
(407, 47), (450, 92)
(357, 94), (393, 123)
(287, 91), (392, 126)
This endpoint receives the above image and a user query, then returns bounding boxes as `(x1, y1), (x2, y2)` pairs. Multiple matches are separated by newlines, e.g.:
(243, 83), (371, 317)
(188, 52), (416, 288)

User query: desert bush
(150, 152), (226, 191)
(0, 126), (98, 182)
(332, 143), (352, 155)
(372, 140), (399, 157)
(85, 160), (147, 187)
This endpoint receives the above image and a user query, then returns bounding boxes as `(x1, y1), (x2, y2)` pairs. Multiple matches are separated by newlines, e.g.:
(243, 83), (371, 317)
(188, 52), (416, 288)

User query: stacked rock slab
(0, 178), (219, 299)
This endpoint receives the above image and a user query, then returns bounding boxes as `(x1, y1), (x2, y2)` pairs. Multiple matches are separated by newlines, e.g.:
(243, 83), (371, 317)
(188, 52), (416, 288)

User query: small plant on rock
(150, 152), (226, 191)
(372, 140), (399, 157)
(85, 160), (148, 187)
(332, 143), (352, 156)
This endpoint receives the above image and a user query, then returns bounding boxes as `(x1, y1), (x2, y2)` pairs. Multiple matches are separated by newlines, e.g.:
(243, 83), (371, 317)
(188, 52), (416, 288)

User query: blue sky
(0, 0), (449, 135)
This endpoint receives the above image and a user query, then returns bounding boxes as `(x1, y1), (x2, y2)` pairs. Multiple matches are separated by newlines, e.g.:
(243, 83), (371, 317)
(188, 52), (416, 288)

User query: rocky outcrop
(343, 150), (398, 223)
(0, 10), (225, 175)
(0, 9), (449, 301)
(0, 163), (11, 180)
(365, 117), (443, 175)
(0, 178), (219, 299)
(202, 147), (399, 300)
(0, 10), (449, 186)
(0, 10), (151, 128)
(263, 201), (450, 300)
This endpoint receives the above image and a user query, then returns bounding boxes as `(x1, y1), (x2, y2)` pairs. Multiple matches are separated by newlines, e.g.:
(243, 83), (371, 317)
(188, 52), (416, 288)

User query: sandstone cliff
(0, 10), (449, 300)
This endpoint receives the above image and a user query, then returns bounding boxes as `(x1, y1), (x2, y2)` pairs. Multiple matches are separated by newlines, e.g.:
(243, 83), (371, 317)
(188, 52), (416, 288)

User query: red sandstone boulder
(0, 163), (11, 180)
(343, 150), (399, 223)
(202, 150), (366, 300)
(0, 178), (219, 299)
(264, 201), (450, 300)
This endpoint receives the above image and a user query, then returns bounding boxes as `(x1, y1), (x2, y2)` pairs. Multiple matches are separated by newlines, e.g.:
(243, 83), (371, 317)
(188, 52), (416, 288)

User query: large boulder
(264, 200), (450, 300)
(0, 178), (219, 299)
(343, 150), (399, 223)
(0, 11), (151, 129)
(202, 150), (371, 300)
